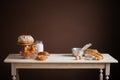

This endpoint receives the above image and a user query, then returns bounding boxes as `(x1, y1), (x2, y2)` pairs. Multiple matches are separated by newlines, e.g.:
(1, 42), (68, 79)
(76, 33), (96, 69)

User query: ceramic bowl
(72, 48), (83, 56)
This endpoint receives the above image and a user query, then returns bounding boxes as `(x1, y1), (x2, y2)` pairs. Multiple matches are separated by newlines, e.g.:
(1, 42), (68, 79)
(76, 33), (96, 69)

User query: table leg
(11, 64), (16, 80)
(12, 70), (19, 80)
(12, 76), (16, 80)
(16, 69), (19, 80)
(105, 64), (110, 80)
(11, 64), (19, 80)
(100, 69), (103, 80)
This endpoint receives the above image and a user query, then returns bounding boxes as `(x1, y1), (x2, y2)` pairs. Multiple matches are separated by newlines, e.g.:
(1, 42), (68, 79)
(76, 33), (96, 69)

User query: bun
(36, 55), (48, 61)
(36, 51), (50, 61)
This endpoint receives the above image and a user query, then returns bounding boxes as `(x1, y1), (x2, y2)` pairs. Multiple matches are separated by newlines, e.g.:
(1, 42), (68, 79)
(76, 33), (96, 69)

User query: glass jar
(35, 41), (44, 53)
(21, 44), (38, 59)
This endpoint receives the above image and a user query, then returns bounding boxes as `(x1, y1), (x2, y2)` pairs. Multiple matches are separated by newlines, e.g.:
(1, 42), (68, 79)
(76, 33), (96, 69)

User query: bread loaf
(85, 49), (103, 60)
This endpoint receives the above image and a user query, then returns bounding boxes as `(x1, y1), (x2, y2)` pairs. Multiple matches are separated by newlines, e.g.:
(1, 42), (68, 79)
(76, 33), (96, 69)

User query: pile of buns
(84, 49), (104, 60)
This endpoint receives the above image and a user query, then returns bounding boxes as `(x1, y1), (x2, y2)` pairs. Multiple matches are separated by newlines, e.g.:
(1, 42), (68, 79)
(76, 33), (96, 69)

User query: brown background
(1, 0), (119, 80)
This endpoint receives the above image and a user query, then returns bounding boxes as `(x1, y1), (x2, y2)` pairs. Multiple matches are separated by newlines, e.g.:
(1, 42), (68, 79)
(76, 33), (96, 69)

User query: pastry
(84, 49), (104, 60)
(36, 51), (50, 61)
(36, 55), (48, 61)
(18, 35), (34, 44)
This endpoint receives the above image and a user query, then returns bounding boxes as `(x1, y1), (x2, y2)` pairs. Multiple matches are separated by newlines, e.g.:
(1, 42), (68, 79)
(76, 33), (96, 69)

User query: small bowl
(72, 48), (83, 56)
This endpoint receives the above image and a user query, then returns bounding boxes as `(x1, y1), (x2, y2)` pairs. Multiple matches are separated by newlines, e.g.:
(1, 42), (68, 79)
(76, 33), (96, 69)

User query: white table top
(4, 53), (118, 64)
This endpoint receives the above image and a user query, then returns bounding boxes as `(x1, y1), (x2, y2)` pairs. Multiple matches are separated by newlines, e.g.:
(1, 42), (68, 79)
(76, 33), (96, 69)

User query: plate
(17, 43), (34, 46)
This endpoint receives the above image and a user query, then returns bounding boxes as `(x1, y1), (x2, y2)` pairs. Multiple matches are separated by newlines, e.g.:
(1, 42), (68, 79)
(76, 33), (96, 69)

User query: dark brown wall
(1, 0), (119, 80)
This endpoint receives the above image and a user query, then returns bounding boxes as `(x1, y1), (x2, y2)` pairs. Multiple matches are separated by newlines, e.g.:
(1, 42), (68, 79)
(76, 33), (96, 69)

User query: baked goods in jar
(36, 51), (50, 61)
(84, 49), (104, 60)
(18, 35), (34, 44)
(22, 44), (38, 59)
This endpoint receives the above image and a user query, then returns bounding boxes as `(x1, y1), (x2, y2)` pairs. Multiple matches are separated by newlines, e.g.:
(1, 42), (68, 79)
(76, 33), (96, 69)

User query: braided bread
(85, 49), (103, 60)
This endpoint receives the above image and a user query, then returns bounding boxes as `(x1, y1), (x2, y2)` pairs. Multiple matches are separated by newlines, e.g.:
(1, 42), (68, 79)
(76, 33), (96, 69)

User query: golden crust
(85, 49), (104, 60)
(35, 51), (50, 61)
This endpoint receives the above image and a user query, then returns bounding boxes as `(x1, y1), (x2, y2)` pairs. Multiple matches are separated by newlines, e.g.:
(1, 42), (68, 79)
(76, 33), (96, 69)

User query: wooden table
(4, 53), (118, 80)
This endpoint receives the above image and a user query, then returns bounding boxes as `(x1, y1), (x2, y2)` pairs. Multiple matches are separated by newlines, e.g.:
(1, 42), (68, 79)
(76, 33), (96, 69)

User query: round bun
(18, 35), (34, 44)
(36, 51), (50, 61)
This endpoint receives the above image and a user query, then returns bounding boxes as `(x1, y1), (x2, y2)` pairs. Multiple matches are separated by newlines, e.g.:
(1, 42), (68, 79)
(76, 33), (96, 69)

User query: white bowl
(72, 48), (83, 56)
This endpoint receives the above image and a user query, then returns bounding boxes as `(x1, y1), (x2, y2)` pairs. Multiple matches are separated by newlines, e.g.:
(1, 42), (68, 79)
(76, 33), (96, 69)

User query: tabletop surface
(4, 53), (118, 64)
